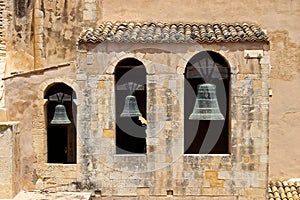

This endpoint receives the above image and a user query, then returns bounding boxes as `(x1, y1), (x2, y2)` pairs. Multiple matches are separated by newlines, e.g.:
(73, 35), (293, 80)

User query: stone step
(13, 191), (92, 200)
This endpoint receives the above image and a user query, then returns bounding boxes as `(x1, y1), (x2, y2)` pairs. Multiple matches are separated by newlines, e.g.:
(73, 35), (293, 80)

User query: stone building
(0, 0), (299, 199)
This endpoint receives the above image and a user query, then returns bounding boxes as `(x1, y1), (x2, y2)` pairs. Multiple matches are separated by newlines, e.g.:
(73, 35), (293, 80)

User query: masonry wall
(4, 64), (77, 191)
(75, 41), (269, 199)
(0, 123), (19, 198)
(2, 40), (270, 199)
(100, 1), (300, 180)
(5, 0), (102, 74)
(2, 0), (299, 180)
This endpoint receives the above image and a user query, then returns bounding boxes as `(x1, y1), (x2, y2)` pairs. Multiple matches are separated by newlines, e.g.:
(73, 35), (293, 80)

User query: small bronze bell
(120, 95), (142, 117)
(189, 83), (224, 120)
(51, 104), (71, 125)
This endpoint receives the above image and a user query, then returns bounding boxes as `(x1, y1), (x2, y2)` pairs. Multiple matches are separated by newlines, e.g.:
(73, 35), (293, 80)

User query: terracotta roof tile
(78, 22), (268, 44)
(268, 181), (300, 200)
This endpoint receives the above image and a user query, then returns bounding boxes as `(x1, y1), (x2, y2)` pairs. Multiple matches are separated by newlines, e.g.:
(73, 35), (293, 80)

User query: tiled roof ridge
(268, 180), (300, 200)
(85, 20), (262, 26)
(78, 21), (269, 44)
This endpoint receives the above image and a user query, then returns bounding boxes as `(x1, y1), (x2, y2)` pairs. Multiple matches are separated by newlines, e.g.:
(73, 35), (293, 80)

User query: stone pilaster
(33, 0), (45, 69)
(0, 122), (19, 198)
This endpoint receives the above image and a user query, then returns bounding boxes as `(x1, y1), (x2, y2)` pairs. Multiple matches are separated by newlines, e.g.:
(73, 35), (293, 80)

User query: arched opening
(114, 58), (147, 154)
(184, 51), (230, 154)
(44, 83), (77, 163)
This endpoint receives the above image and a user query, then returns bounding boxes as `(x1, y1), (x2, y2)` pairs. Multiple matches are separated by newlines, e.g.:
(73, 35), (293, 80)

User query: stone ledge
(13, 191), (92, 200)
(3, 62), (72, 80)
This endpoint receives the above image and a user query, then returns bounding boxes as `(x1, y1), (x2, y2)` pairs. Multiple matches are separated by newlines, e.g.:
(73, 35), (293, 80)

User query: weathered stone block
(83, 10), (95, 21)
(205, 170), (218, 180)
(218, 171), (232, 180)
(137, 187), (150, 196)
(103, 129), (114, 138)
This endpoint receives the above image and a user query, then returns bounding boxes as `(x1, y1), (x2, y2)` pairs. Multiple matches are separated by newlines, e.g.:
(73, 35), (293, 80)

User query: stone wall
(5, 0), (103, 75)
(268, 31), (300, 180)
(2, 39), (270, 199)
(0, 0), (6, 115)
(74, 41), (270, 199)
(2, 0), (299, 180)
(0, 122), (19, 198)
(4, 63), (77, 191)
(1, 0), (299, 191)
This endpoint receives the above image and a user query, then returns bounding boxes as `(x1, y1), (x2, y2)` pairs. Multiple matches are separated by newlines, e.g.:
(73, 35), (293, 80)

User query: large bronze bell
(120, 95), (142, 117)
(50, 104), (71, 125)
(189, 83), (224, 120)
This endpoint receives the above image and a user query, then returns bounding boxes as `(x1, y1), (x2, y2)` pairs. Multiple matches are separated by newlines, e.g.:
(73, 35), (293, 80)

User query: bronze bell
(120, 95), (142, 117)
(189, 83), (224, 120)
(50, 104), (71, 125)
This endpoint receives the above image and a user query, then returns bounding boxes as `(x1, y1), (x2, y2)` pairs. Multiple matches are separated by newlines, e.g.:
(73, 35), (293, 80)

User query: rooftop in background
(268, 180), (300, 200)
(78, 22), (269, 44)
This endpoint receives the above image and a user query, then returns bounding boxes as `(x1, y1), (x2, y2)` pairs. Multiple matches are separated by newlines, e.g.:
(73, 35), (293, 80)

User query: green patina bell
(189, 83), (224, 120)
(50, 104), (71, 125)
(120, 95), (142, 117)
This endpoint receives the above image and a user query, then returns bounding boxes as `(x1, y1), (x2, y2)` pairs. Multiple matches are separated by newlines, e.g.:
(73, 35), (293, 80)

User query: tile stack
(78, 22), (269, 44)
(269, 181), (300, 200)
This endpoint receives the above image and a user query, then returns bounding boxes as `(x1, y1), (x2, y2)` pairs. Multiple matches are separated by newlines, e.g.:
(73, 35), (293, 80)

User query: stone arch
(39, 78), (81, 105)
(114, 57), (147, 154)
(183, 50), (231, 154)
(105, 53), (154, 75)
(43, 81), (78, 164)
(38, 78), (80, 164)
(177, 50), (232, 75)
(44, 83), (75, 99)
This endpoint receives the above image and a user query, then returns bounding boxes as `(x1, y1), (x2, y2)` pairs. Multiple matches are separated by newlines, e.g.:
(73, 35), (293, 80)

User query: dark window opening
(44, 83), (77, 164)
(115, 58), (147, 154)
(184, 51), (230, 154)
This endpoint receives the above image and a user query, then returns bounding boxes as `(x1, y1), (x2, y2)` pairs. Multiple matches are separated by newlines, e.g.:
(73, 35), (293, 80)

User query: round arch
(184, 50), (230, 154)
(105, 53), (153, 74)
(177, 50), (232, 75)
(39, 78), (81, 106)
(43, 81), (78, 164)
(44, 82), (76, 99)
(114, 57), (147, 154)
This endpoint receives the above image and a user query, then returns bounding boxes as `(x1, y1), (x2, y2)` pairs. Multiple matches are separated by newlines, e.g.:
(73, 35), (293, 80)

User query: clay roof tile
(78, 22), (269, 44)
(269, 181), (300, 200)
